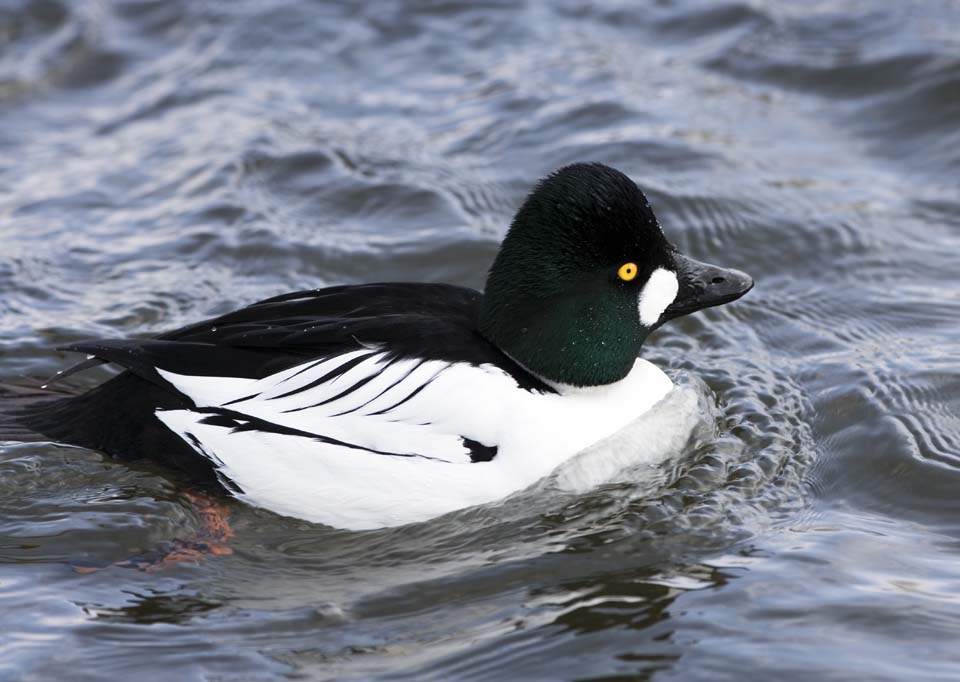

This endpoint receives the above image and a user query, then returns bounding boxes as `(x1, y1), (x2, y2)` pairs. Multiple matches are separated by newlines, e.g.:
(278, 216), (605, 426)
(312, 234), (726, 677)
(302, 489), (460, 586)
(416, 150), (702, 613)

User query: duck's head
(478, 163), (753, 387)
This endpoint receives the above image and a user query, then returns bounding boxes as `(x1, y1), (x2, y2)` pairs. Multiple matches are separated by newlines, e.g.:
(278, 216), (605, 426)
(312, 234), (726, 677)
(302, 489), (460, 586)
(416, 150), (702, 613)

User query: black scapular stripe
(366, 364), (448, 416)
(269, 352), (376, 401)
(195, 407), (448, 461)
(281, 355), (398, 414)
(329, 358), (427, 417)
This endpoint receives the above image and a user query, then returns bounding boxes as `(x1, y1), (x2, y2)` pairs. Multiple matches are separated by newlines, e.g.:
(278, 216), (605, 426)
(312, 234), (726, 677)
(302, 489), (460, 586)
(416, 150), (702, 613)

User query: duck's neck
(550, 358), (673, 400)
(507, 349), (671, 402)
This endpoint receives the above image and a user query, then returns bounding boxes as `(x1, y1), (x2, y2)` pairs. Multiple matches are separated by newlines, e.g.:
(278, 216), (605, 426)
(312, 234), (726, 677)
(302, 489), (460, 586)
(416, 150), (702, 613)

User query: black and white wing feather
(60, 283), (549, 389)
(26, 284), (553, 526)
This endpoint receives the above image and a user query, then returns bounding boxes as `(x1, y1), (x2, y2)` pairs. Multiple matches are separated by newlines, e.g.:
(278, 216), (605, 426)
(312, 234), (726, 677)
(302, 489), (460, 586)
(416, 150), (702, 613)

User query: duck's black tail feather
(0, 382), (74, 442)
(3, 379), (237, 573)
(3, 373), (227, 491)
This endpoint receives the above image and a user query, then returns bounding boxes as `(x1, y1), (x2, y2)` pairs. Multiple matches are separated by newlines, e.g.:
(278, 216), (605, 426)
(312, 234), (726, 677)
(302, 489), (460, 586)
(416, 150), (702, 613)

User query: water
(1, 0), (959, 679)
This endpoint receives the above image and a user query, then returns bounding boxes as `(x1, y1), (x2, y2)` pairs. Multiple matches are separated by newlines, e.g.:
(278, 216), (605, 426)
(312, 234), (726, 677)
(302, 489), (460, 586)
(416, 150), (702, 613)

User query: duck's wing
(59, 283), (547, 390)
(44, 282), (486, 386)
(151, 347), (508, 463)
(33, 284), (552, 516)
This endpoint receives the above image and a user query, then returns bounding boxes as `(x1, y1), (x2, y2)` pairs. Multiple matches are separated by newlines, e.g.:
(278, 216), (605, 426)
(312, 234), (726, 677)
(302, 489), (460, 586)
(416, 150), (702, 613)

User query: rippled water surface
(2, 1), (959, 680)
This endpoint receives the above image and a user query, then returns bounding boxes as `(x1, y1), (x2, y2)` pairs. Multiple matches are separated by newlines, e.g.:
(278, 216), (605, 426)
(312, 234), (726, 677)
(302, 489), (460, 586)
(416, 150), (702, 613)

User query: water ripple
(2, 0), (959, 680)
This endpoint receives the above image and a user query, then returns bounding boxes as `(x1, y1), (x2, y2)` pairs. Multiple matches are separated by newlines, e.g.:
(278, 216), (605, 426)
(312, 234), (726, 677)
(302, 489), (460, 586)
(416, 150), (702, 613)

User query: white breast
(154, 351), (677, 529)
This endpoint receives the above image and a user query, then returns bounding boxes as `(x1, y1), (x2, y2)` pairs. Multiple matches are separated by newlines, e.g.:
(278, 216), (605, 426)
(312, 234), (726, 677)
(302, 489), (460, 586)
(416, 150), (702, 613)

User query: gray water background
(1, 1), (959, 680)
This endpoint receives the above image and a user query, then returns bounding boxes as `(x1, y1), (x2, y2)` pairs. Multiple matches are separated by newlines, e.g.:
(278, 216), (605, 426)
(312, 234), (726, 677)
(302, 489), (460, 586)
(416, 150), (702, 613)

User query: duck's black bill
(663, 252), (753, 321)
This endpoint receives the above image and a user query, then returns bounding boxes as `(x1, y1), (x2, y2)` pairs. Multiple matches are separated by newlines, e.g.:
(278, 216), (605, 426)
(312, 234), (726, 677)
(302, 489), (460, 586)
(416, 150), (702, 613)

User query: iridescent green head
(479, 163), (752, 387)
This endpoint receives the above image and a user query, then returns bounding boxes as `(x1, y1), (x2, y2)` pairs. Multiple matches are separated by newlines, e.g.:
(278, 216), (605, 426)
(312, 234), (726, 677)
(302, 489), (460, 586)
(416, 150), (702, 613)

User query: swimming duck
(23, 163), (752, 530)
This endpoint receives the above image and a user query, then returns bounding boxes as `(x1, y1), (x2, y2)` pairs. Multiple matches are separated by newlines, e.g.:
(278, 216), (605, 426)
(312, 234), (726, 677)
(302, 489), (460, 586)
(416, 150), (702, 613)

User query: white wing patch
(156, 350), (503, 465)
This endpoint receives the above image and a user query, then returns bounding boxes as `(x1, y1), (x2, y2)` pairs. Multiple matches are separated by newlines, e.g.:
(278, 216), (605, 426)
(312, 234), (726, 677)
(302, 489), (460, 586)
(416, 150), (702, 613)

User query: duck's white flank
(154, 351), (674, 530)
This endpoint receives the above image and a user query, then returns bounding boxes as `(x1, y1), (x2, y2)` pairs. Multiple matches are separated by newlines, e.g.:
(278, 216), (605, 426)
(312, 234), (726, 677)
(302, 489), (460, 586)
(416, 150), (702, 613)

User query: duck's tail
(3, 372), (229, 491)
(0, 381), (79, 442)
(1, 380), (237, 574)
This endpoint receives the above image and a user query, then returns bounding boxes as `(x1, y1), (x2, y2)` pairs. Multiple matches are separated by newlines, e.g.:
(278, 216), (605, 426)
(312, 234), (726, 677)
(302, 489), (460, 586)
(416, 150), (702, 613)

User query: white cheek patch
(638, 268), (679, 326)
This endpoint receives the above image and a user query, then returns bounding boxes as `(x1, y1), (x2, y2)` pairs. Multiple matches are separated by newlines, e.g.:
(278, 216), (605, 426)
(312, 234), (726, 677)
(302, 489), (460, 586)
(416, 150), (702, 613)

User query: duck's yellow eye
(617, 262), (638, 282)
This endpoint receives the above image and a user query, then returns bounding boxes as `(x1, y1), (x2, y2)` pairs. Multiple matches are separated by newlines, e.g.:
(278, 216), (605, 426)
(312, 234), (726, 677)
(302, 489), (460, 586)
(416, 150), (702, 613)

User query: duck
(20, 163), (753, 530)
